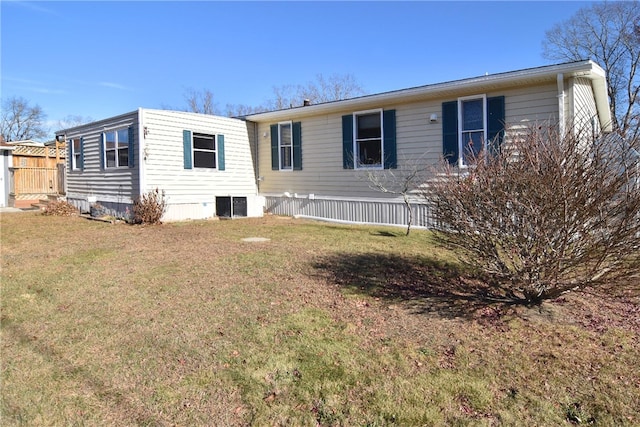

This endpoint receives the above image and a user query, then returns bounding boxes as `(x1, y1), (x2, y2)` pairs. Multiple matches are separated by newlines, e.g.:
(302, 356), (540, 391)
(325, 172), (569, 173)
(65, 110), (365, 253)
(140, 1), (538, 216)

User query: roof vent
(303, 99), (311, 106)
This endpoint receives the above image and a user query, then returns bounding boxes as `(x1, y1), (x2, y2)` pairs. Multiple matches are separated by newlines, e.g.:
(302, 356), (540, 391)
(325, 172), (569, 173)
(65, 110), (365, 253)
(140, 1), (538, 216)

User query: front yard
(1, 212), (638, 425)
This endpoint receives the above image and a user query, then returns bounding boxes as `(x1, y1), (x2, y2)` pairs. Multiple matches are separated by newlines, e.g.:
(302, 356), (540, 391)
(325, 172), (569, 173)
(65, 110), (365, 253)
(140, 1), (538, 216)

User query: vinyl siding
(64, 111), (140, 204)
(141, 109), (258, 203)
(572, 77), (599, 136)
(256, 83), (560, 200)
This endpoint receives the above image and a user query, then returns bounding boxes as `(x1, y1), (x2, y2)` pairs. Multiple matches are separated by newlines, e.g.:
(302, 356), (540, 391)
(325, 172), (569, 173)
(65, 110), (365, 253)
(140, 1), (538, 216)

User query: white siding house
(57, 109), (262, 221)
(56, 60), (612, 226)
(244, 60), (612, 227)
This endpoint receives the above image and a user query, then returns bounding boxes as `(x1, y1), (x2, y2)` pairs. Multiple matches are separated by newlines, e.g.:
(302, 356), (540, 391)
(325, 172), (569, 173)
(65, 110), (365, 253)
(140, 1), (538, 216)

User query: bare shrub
(132, 188), (166, 225)
(425, 124), (640, 305)
(42, 200), (78, 216)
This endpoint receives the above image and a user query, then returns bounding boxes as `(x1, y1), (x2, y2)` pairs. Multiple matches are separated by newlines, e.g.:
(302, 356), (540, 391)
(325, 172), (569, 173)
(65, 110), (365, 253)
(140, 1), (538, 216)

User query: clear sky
(1, 0), (593, 135)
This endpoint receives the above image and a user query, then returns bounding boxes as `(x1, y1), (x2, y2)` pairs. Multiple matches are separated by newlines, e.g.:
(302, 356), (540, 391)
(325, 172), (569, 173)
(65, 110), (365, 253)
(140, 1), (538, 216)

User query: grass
(1, 212), (639, 426)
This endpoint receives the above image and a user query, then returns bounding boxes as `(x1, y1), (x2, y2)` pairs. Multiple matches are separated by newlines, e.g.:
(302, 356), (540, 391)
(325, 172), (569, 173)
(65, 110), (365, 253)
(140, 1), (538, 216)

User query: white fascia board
(245, 60), (608, 123)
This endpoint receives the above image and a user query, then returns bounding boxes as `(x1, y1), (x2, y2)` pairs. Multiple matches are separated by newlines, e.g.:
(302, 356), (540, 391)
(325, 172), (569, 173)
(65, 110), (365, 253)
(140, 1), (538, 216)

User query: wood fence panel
(11, 167), (58, 194)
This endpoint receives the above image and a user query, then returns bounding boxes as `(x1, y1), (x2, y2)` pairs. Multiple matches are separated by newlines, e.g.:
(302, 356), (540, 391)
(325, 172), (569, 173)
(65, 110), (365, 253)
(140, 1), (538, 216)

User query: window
(183, 130), (225, 170)
(342, 110), (396, 170)
(270, 122), (302, 171)
(103, 128), (130, 168)
(279, 123), (293, 170)
(193, 133), (217, 168)
(70, 138), (83, 170)
(355, 111), (383, 168)
(459, 96), (486, 164)
(442, 96), (505, 166)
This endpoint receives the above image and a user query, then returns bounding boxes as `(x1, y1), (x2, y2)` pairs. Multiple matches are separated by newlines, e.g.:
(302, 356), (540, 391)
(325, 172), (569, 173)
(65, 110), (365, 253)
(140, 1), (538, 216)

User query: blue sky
(1, 1), (592, 135)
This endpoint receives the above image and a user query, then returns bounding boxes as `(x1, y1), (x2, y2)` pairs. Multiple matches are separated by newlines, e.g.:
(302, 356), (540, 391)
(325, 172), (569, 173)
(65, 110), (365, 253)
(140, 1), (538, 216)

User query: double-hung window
(342, 109), (396, 170)
(70, 138), (83, 170)
(279, 122), (293, 170)
(354, 110), (383, 168)
(442, 95), (505, 167)
(270, 122), (302, 171)
(183, 130), (225, 170)
(104, 128), (130, 168)
(193, 133), (217, 168)
(459, 96), (487, 164)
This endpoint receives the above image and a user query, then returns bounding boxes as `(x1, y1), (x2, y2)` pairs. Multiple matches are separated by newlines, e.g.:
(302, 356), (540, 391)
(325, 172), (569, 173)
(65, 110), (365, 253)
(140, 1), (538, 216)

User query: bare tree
(55, 114), (93, 131)
(184, 88), (219, 115)
(366, 154), (431, 236)
(425, 123), (640, 305)
(224, 103), (269, 118)
(0, 96), (49, 141)
(542, 1), (640, 139)
(270, 73), (366, 109)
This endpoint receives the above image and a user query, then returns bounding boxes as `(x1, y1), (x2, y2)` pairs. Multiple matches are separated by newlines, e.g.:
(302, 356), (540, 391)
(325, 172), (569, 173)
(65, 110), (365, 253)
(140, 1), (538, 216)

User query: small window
(279, 122), (292, 170)
(355, 110), (383, 168)
(193, 133), (217, 168)
(71, 138), (82, 170)
(104, 129), (130, 168)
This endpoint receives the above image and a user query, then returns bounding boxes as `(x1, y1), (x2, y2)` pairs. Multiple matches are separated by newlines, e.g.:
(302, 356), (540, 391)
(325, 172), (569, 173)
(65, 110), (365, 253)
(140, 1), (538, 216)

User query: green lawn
(1, 212), (638, 426)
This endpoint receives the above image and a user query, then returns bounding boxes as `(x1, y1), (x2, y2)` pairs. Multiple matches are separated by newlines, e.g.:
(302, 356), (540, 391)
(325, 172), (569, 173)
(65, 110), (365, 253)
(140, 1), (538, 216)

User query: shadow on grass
(313, 252), (515, 320)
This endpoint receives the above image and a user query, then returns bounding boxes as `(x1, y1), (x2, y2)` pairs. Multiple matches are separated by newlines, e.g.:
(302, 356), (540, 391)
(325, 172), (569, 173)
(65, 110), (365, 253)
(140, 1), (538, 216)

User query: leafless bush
(42, 200), (78, 216)
(425, 124), (640, 304)
(132, 188), (166, 225)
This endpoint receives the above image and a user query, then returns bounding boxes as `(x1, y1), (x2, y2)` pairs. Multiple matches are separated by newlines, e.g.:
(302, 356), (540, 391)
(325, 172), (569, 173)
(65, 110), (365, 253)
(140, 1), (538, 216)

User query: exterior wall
(63, 111), (140, 215)
(571, 77), (599, 138)
(254, 83), (559, 226)
(139, 109), (260, 221)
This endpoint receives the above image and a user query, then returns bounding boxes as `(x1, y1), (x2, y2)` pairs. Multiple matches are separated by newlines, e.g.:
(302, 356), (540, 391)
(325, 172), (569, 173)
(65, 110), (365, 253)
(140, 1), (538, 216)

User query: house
(0, 140), (66, 208)
(55, 60), (612, 225)
(56, 109), (262, 221)
(243, 59), (612, 227)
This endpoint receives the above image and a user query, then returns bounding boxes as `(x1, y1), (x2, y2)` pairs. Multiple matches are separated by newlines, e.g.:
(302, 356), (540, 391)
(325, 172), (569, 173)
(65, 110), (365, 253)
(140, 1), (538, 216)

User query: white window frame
(458, 94), (487, 167)
(104, 128), (129, 169)
(192, 132), (217, 169)
(278, 121), (293, 171)
(353, 108), (384, 170)
(70, 137), (81, 170)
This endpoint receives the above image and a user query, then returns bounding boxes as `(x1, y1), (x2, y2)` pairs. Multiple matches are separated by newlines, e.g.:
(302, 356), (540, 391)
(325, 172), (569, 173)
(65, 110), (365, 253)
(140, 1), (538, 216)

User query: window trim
(353, 108), (384, 170)
(103, 128), (130, 169)
(457, 94), (487, 167)
(70, 137), (82, 171)
(191, 132), (218, 169)
(278, 121), (293, 171)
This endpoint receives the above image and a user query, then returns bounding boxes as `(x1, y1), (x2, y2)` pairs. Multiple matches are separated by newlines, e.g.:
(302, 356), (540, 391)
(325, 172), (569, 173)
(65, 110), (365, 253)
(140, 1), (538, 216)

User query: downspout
(254, 121), (260, 194)
(557, 73), (565, 136)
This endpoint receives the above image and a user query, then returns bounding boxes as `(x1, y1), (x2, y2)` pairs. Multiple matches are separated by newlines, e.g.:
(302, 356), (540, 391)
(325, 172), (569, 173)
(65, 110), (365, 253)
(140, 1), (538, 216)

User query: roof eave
(244, 60), (610, 123)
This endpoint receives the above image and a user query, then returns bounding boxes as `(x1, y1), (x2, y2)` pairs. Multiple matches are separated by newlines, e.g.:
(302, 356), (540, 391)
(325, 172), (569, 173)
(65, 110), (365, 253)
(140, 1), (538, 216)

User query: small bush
(132, 188), (166, 225)
(42, 200), (78, 216)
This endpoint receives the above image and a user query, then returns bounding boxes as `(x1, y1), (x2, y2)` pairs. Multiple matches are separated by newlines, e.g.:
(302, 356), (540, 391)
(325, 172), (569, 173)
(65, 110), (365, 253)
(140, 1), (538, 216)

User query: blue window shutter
(383, 110), (397, 169)
(183, 130), (192, 169)
(342, 114), (354, 169)
(128, 126), (135, 168)
(99, 133), (105, 170)
(292, 121), (302, 170)
(442, 101), (458, 165)
(270, 124), (279, 170)
(218, 134), (225, 171)
(79, 137), (85, 171)
(487, 96), (505, 155)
